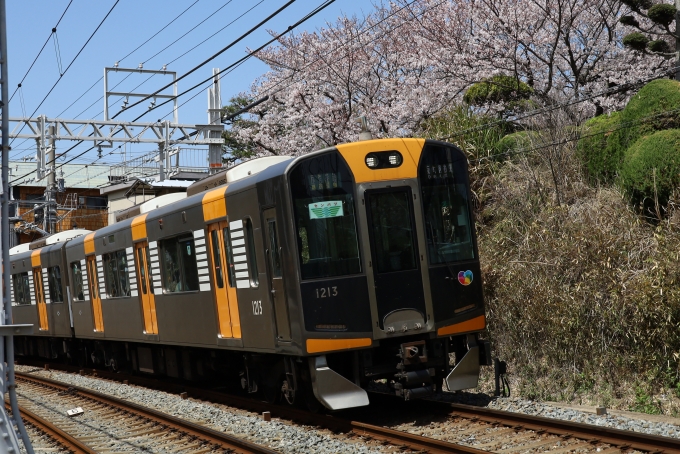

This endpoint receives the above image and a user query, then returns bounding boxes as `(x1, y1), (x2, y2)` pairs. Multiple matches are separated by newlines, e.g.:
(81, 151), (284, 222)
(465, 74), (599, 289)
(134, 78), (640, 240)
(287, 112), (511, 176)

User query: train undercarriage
(14, 333), (491, 411)
(15, 334), (491, 410)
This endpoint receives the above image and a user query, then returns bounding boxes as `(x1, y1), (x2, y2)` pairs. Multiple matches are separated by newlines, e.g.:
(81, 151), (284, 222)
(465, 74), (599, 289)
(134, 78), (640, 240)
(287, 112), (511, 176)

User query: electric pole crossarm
(4, 117), (223, 145)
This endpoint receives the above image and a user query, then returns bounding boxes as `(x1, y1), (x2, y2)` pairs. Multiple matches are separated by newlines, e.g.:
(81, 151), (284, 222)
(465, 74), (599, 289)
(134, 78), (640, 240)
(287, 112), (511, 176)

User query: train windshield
(290, 152), (361, 280)
(419, 144), (475, 264)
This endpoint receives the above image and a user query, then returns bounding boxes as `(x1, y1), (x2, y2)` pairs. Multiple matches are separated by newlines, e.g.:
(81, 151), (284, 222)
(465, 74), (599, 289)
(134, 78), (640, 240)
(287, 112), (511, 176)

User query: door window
(268, 219), (282, 278)
(368, 189), (418, 273)
(47, 266), (64, 303)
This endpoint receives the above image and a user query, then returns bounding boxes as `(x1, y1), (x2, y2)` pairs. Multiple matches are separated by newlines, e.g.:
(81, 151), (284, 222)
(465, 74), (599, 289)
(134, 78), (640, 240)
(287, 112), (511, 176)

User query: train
(7, 138), (491, 410)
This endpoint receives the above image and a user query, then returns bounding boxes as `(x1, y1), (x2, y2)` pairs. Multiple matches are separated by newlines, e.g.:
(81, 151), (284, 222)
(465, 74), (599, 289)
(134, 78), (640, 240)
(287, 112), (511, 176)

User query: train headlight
(365, 154), (379, 168)
(364, 151), (403, 169)
(388, 152), (402, 166)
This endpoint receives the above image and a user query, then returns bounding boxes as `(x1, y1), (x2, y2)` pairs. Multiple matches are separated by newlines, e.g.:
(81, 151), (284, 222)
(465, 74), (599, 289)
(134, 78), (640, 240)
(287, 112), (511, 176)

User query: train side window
(47, 266), (64, 303)
(11, 273), (30, 305)
(103, 250), (131, 298)
(243, 218), (259, 288)
(70, 261), (85, 301)
(222, 227), (236, 288)
(159, 234), (200, 292)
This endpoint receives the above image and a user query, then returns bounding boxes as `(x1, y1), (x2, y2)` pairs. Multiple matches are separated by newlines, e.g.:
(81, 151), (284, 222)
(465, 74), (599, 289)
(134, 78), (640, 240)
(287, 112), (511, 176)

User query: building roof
(9, 161), (112, 189)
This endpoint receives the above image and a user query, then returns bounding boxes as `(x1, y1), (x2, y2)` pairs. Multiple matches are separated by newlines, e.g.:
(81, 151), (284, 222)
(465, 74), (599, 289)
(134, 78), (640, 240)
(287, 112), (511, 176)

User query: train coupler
(393, 340), (435, 400)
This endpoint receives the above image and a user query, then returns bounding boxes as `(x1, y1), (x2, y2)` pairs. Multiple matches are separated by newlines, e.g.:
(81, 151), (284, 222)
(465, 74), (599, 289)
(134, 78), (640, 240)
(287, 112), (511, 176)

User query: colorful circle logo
(458, 270), (473, 286)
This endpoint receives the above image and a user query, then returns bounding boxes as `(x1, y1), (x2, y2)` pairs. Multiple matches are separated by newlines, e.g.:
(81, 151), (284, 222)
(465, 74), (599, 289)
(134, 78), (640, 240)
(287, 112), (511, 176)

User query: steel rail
(22, 362), (680, 453)
(18, 364), (487, 453)
(5, 402), (96, 454)
(16, 372), (279, 454)
(439, 400), (680, 454)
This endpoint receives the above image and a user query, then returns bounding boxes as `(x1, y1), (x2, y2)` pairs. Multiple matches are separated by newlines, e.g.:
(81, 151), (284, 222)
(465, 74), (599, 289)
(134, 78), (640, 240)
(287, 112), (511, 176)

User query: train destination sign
(309, 201), (344, 219)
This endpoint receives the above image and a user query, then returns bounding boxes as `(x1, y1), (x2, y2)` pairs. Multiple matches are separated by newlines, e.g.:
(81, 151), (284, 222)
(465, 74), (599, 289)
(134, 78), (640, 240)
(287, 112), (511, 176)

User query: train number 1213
(251, 300), (262, 315)
(315, 287), (338, 298)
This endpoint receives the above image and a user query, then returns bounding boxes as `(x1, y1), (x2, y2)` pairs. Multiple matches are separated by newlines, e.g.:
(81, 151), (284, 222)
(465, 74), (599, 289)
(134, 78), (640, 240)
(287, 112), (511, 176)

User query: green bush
(619, 129), (680, 210)
(494, 131), (537, 157)
(576, 111), (622, 183)
(610, 79), (680, 153)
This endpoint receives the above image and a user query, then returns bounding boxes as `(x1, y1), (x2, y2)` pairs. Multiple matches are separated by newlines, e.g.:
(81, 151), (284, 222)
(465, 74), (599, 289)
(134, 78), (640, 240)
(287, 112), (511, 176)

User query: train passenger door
(134, 241), (158, 335)
(263, 208), (291, 341)
(32, 268), (49, 331)
(208, 221), (241, 338)
(86, 255), (104, 332)
(365, 187), (426, 328)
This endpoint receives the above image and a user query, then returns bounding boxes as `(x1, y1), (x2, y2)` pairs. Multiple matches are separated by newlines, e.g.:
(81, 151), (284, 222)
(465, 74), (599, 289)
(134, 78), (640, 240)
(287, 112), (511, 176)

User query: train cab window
(159, 234), (200, 292)
(11, 273), (31, 305)
(47, 266), (64, 303)
(103, 250), (131, 298)
(419, 144), (475, 264)
(289, 152), (361, 280)
(244, 218), (259, 288)
(70, 261), (85, 301)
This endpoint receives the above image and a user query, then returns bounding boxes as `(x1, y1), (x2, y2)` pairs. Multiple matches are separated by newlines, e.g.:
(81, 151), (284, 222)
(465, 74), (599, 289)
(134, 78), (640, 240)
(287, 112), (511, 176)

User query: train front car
(289, 138), (491, 409)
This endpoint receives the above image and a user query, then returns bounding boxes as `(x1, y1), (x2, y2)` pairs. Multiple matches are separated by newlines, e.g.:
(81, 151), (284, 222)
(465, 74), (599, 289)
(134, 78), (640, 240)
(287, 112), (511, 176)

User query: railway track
(5, 402), (90, 453)
(14, 372), (279, 454)
(17, 362), (680, 453)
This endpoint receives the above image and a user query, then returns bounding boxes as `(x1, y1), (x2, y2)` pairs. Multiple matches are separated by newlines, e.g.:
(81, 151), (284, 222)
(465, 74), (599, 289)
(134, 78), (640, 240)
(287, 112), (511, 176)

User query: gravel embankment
(14, 366), (383, 454)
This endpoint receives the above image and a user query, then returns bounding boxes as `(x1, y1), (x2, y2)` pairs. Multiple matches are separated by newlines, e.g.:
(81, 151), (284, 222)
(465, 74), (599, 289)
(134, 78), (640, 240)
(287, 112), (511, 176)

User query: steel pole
(0, 0), (35, 450)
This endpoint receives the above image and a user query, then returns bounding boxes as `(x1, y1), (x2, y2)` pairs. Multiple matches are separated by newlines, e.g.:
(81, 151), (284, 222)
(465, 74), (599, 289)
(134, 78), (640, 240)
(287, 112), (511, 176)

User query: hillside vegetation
(423, 79), (680, 415)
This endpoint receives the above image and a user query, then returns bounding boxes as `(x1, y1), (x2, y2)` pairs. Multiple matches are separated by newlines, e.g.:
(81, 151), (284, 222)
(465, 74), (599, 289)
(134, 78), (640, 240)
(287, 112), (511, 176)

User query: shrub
(610, 79), (680, 153)
(647, 3), (677, 27)
(576, 111), (622, 183)
(619, 129), (680, 212)
(494, 131), (536, 158)
(622, 32), (649, 51)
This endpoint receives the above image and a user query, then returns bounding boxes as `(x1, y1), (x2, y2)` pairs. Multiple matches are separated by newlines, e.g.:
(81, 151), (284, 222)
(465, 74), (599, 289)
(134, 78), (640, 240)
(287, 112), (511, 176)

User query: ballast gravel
(428, 390), (680, 440)
(15, 365), (680, 453)
(14, 366), (383, 454)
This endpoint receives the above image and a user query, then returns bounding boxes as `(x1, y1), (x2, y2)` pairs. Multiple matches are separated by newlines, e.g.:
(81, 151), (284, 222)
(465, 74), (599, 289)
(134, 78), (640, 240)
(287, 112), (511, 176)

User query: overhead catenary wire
(11, 0), (336, 182)
(9, 0), (121, 148)
(7, 0), (74, 105)
(130, 0), (337, 123)
(113, 0), (301, 119)
(55, 0), (201, 119)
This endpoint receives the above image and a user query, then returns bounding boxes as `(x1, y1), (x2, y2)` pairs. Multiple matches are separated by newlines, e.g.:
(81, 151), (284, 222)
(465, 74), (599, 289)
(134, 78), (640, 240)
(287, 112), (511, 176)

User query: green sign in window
(309, 201), (344, 219)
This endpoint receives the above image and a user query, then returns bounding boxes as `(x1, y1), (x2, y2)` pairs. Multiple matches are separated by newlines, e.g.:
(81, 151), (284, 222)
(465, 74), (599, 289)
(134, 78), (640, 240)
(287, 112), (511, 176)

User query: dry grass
(475, 132), (680, 415)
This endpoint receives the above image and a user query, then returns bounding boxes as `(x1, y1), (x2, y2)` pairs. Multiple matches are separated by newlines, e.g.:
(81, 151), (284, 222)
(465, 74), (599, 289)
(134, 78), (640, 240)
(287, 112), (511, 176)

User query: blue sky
(6, 0), (372, 171)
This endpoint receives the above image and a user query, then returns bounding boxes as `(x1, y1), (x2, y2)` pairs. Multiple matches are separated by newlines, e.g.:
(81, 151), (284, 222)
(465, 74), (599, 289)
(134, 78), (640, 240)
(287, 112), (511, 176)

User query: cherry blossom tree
(227, 0), (673, 157)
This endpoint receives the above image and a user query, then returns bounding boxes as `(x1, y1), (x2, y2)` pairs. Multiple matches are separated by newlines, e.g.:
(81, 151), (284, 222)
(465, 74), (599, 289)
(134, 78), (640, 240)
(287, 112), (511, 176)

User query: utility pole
(208, 68), (224, 174)
(0, 0), (36, 451)
(675, 0), (679, 81)
(45, 124), (57, 234)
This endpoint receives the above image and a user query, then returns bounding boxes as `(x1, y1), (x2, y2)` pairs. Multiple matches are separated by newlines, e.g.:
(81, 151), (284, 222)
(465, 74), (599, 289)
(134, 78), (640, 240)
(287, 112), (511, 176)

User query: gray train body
(8, 138), (491, 410)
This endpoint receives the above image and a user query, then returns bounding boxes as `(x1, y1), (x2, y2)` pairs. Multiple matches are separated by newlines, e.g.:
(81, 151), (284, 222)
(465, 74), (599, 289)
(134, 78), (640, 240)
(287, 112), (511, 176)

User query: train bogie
(8, 138), (491, 410)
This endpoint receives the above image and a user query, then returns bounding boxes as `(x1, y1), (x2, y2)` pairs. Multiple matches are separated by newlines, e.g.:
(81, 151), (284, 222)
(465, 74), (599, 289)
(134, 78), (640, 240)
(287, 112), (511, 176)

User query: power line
(142, 0), (235, 65)
(9, 1), (121, 147)
(55, 0), (201, 120)
(7, 0), (74, 105)
(166, 1), (265, 67)
(114, 0), (300, 119)
(131, 0), (337, 122)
